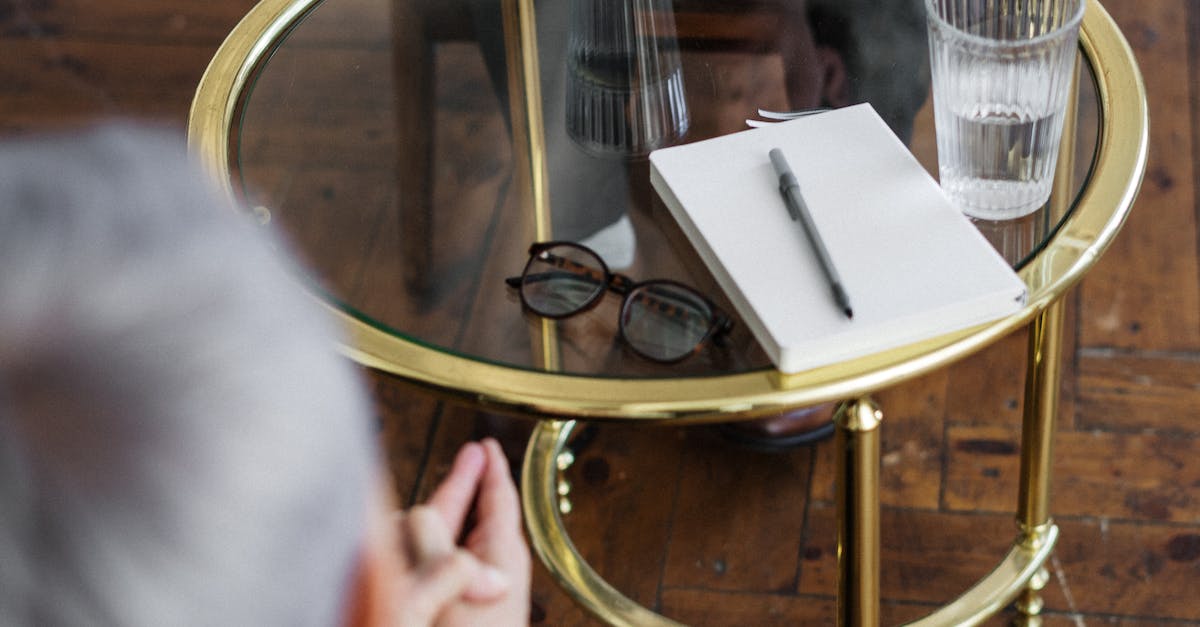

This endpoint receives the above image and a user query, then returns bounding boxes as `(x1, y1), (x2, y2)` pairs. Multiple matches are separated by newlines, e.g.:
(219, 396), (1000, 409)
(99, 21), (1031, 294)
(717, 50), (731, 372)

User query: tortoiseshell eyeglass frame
(505, 241), (735, 363)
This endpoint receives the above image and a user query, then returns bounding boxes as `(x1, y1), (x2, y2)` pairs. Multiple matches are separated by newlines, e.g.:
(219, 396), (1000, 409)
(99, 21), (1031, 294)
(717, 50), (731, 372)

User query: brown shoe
(717, 403), (836, 451)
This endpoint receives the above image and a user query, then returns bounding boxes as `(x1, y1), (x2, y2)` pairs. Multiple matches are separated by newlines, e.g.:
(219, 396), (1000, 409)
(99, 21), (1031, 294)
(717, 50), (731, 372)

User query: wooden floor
(5, 0), (1199, 624)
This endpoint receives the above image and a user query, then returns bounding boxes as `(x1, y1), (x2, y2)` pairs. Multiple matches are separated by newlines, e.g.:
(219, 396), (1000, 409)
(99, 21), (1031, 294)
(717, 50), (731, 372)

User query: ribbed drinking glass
(565, 0), (689, 158)
(926, 0), (1085, 219)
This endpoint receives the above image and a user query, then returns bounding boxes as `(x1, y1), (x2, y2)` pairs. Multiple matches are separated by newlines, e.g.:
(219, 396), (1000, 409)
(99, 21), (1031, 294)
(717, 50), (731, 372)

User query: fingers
(394, 549), (508, 625)
(477, 439), (523, 536)
(393, 437), (528, 627)
(403, 503), (516, 601)
(396, 505), (511, 624)
(404, 506), (454, 565)
(426, 442), (487, 538)
(465, 439), (528, 567)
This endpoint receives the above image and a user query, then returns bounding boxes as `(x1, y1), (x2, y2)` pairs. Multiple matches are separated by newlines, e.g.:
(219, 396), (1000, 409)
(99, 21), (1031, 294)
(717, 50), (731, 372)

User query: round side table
(189, 0), (1147, 623)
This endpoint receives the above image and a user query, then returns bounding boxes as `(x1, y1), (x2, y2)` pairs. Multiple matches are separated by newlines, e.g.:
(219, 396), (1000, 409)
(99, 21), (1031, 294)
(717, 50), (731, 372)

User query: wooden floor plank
(809, 371), (948, 510)
(1077, 351), (1200, 433)
(0, 38), (225, 130)
(797, 505), (1017, 605)
(1045, 517), (1200, 620)
(946, 425), (1200, 523)
(662, 428), (814, 594)
(660, 588), (939, 626)
(944, 292), (1082, 432)
(558, 423), (688, 615)
(944, 329), (1030, 428)
(4, 0), (256, 43)
(367, 369), (440, 506)
(1079, 0), (1200, 354)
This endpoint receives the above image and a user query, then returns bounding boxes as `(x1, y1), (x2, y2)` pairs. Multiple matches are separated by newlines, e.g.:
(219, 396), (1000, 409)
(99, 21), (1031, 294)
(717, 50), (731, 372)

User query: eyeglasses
(506, 241), (734, 363)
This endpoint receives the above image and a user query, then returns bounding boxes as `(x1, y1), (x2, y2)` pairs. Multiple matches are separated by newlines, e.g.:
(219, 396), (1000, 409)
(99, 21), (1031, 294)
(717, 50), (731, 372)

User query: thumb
(461, 562), (510, 603)
(397, 551), (509, 625)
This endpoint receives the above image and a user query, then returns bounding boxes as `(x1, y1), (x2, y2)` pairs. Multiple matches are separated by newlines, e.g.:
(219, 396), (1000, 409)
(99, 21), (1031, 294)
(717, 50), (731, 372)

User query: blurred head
(807, 0), (930, 142)
(772, 0), (930, 142)
(0, 126), (376, 625)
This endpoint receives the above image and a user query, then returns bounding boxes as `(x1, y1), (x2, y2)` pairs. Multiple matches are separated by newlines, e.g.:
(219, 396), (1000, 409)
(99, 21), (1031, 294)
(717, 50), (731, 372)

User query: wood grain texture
(1079, 0), (1200, 353)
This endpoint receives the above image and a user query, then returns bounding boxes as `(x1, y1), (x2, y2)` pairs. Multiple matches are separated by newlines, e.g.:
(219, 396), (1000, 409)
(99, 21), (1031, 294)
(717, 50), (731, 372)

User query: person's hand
(389, 501), (508, 625)
(377, 439), (529, 627)
(424, 438), (531, 627)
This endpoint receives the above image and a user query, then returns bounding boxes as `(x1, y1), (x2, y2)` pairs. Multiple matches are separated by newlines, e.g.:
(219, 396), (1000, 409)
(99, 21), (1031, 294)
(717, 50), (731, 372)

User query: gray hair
(0, 126), (375, 625)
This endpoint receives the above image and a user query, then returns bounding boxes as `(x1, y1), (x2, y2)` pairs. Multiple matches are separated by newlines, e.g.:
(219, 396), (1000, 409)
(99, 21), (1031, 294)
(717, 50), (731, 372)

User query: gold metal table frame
(188, 0), (1148, 624)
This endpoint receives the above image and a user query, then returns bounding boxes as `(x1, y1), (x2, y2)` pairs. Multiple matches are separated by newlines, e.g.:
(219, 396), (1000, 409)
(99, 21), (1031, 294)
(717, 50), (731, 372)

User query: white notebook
(649, 104), (1027, 374)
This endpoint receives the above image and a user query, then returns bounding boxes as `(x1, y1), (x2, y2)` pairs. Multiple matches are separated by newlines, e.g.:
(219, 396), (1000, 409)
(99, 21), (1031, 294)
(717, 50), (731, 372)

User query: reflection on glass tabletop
(232, 0), (1099, 380)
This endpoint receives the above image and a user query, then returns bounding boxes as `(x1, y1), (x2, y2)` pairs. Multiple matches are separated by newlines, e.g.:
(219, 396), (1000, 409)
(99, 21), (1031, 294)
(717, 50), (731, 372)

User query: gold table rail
(189, 0), (1147, 624)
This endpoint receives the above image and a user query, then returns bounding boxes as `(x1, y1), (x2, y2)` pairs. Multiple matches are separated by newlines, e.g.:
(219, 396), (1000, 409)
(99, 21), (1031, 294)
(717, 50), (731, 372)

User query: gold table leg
(836, 398), (883, 627)
(1013, 300), (1066, 626)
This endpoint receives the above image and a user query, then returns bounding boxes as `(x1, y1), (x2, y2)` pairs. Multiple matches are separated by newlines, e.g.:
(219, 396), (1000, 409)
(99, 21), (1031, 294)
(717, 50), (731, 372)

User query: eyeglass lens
(519, 244), (607, 317)
(518, 243), (719, 362)
(622, 282), (716, 361)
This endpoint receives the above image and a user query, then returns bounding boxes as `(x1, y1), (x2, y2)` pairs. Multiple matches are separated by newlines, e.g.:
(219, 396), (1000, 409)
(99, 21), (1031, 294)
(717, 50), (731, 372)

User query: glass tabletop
(233, 0), (1099, 381)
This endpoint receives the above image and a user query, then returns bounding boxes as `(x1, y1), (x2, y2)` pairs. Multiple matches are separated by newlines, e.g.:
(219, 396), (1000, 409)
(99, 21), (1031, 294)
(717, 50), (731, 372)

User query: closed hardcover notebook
(649, 103), (1027, 374)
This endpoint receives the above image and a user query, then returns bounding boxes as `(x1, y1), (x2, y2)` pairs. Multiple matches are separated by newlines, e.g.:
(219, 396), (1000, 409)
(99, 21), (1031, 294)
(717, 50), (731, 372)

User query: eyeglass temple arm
(628, 287), (735, 336)
(506, 253), (619, 291)
(506, 271), (642, 303)
(709, 314), (735, 346)
(506, 271), (605, 288)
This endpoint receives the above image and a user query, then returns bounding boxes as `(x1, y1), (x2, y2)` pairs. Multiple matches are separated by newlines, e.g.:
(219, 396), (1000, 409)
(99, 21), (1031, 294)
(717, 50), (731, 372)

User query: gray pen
(769, 148), (854, 319)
